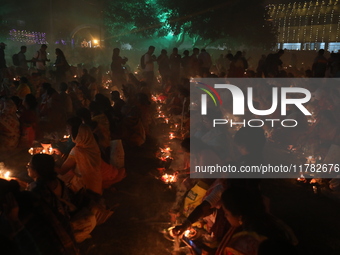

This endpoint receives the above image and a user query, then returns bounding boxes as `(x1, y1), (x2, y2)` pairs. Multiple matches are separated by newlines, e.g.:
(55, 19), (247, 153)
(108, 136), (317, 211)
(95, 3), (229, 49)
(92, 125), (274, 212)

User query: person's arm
(173, 200), (213, 236)
(57, 154), (76, 175)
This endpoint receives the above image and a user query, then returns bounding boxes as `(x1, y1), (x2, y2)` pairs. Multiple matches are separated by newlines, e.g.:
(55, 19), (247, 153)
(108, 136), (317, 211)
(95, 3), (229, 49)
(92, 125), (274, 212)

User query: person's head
(278, 49), (284, 56)
(161, 49), (167, 55)
(41, 82), (52, 93)
(55, 48), (64, 57)
(89, 101), (102, 116)
(181, 137), (190, 153)
(221, 187), (265, 228)
(201, 48), (206, 53)
(20, 76), (28, 84)
(66, 117), (82, 139)
(20, 46), (27, 53)
(193, 48), (199, 55)
(0, 42), (6, 49)
(318, 49), (325, 55)
(136, 93), (151, 106)
(173, 47), (178, 54)
(226, 53), (233, 61)
(148, 45), (155, 54)
(76, 107), (92, 124)
(23, 94), (38, 110)
(41, 44), (47, 51)
(59, 82), (68, 92)
(234, 127), (266, 155)
(113, 48), (120, 55)
(111, 90), (121, 101)
(28, 154), (57, 182)
(94, 93), (111, 112)
(183, 50), (189, 56)
(46, 87), (57, 97)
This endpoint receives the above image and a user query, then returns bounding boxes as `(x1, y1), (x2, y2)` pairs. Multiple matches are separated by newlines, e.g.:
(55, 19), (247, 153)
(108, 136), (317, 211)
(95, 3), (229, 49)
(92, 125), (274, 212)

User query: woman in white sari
(58, 123), (102, 195)
(0, 98), (20, 152)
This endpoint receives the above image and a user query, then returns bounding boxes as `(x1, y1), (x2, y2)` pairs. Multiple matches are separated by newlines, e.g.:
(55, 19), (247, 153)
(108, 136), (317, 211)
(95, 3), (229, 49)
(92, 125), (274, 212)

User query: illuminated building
(268, 0), (340, 51)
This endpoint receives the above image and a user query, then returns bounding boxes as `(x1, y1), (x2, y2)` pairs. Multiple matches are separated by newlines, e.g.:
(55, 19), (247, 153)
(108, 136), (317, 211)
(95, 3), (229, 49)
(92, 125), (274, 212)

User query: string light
(9, 29), (47, 44)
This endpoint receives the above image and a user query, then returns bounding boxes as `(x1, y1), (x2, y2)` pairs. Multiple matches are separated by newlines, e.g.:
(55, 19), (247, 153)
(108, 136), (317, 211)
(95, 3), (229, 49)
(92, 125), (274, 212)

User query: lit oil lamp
(161, 173), (177, 184)
(28, 147), (34, 155)
(63, 135), (70, 139)
(169, 132), (175, 139)
(165, 118), (169, 124)
(297, 174), (306, 183)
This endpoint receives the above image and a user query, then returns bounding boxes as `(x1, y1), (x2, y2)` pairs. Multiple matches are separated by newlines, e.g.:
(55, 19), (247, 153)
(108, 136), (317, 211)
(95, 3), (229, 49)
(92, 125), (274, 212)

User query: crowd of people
(0, 41), (339, 255)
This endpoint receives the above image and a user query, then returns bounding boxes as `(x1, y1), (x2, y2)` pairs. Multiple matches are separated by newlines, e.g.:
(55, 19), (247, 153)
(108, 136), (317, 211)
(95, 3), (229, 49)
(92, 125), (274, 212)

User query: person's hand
(172, 220), (191, 236)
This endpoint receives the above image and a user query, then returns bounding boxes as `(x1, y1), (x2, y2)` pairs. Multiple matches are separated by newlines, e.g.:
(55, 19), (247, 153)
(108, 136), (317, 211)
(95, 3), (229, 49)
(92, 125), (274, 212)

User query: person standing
(111, 48), (128, 89)
(142, 46), (156, 87)
(157, 49), (170, 87)
(0, 42), (7, 81)
(33, 44), (50, 76)
(169, 47), (181, 84)
(190, 48), (200, 77)
(18, 46), (32, 76)
(312, 49), (328, 77)
(181, 50), (191, 78)
(198, 49), (212, 77)
(54, 48), (69, 83)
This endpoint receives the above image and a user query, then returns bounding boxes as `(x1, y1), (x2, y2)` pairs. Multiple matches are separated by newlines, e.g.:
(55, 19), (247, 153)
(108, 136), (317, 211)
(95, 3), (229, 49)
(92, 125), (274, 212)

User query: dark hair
(21, 46), (27, 50)
(46, 87), (57, 96)
(42, 82), (52, 90)
(221, 187), (265, 222)
(181, 137), (190, 152)
(30, 154), (57, 181)
(111, 90), (120, 99)
(24, 94), (38, 109)
(234, 127), (266, 154)
(41, 44), (47, 48)
(10, 96), (21, 108)
(20, 77), (28, 83)
(55, 48), (65, 58)
(89, 101), (101, 114)
(59, 82), (68, 92)
(94, 93), (111, 112)
(76, 107), (92, 123)
(66, 117), (82, 139)
(149, 45), (155, 50)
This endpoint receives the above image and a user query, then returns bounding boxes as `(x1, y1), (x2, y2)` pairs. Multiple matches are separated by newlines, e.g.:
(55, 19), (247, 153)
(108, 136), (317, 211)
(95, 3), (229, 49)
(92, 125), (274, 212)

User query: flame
(161, 174), (177, 183)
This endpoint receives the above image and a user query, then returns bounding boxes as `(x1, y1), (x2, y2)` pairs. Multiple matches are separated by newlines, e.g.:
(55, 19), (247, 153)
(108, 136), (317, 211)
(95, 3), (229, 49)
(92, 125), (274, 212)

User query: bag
(12, 53), (20, 66)
(140, 54), (146, 70)
(183, 181), (209, 217)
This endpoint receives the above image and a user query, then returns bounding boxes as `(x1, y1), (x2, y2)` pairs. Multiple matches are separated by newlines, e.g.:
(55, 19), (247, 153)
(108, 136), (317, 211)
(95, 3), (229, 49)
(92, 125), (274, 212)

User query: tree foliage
(104, 0), (167, 44)
(104, 0), (276, 49)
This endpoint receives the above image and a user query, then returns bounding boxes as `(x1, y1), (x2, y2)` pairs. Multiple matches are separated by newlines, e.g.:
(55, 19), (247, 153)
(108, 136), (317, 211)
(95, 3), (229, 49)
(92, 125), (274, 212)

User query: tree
(104, 0), (168, 46)
(159, 0), (277, 49)
(104, 0), (276, 49)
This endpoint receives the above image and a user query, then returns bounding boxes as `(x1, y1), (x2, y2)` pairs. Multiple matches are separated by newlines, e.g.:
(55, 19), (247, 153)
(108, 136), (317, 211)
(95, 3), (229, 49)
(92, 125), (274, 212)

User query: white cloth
(70, 124), (102, 194)
(34, 49), (48, 70)
(144, 53), (154, 72)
